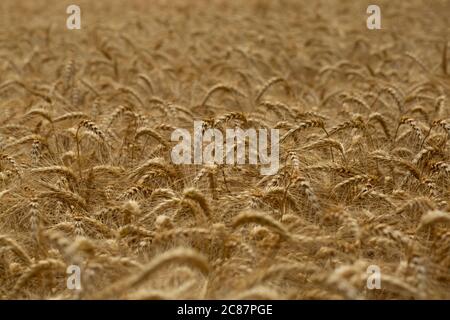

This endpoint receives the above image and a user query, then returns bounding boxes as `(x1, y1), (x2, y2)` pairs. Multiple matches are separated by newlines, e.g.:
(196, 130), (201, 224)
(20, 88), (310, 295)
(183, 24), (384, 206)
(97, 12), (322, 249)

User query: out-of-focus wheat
(0, 0), (449, 300)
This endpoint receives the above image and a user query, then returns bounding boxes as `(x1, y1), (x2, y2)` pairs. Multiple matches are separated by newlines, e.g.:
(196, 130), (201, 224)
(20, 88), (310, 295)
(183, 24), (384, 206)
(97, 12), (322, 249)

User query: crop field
(0, 0), (449, 299)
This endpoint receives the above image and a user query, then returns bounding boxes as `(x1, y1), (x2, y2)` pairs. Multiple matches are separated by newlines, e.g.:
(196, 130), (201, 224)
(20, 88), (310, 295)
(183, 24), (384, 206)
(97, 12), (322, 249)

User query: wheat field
(0, 0), (449, 300)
